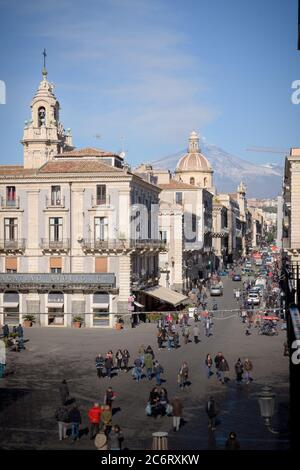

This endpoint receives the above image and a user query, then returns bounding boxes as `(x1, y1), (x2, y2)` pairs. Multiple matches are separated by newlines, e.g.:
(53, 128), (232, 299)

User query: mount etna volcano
(150, 140), (283, 198)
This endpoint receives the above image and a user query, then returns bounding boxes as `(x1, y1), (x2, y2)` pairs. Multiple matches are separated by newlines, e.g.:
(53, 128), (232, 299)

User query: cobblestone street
(0, 276), (290, 450)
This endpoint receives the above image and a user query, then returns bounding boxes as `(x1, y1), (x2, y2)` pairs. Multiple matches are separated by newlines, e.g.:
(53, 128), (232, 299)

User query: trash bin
(152, 431), (168, 450)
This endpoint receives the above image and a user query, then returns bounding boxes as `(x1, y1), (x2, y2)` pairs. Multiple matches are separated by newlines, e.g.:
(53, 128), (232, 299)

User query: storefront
(0, 273), (117, 328)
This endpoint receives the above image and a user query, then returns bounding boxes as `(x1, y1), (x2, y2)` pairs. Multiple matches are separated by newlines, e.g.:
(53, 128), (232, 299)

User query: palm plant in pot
(23, 314), (36, 327)
(73, 316), (84, 328)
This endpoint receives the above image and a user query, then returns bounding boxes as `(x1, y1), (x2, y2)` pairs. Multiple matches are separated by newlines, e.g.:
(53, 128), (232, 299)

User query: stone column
(117, 255), (132, 313)
(26, 189), (40, 272)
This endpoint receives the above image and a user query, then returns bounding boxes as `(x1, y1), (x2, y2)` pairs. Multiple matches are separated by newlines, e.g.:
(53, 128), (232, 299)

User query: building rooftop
(159, 181), (198, 190)
(57, 147), (120, 158)
(39, 159), (124, 174)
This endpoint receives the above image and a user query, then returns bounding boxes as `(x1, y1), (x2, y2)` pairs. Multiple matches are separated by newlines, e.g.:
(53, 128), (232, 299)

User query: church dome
(176, 131), (212, 173)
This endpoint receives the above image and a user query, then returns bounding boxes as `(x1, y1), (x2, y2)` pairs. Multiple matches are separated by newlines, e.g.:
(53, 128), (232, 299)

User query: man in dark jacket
(55, 405), (69, 441)
(2, 324), (9, 338)
(206, 396), (219, 431)
(214, 352), (224, 380)
(225, 431), (240, 450)
(105, 355), (113, 379)
(95, 354), (105, 378)
(219, 357), (229, 384)
(69, 403), (82, 441)
(59, 379), (69, 405)
(235, 358), (243, 384)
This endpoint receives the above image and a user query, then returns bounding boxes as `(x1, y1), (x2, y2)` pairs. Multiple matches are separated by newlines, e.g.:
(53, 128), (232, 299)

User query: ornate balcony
(45, 195), (66, 208)
(40, 238), (70, 253)
(0, 238), (25, 253)
(81, 238), (167, 253)
(0, 197), (20, 209)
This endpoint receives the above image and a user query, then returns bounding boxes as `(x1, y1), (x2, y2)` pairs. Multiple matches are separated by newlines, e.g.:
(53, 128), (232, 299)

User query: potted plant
(23, 314), (36, 327)
(73, 316), (84, 328)
(115, 315), (124, 330)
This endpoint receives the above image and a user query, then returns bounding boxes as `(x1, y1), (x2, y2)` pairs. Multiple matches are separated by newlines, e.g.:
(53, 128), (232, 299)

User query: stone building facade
(0, 70), (165, 328)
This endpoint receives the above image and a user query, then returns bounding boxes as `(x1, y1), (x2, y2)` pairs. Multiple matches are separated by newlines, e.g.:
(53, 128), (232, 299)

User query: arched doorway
(3, 290), (20, 325)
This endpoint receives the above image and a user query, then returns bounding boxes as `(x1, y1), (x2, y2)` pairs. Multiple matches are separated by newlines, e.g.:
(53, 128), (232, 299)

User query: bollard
(152, 431), (168, 450)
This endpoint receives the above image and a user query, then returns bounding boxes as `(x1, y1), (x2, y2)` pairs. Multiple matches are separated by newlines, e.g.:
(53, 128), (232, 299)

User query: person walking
(100, 405), (112, 435)
(95, 354), (105, 378)
(234, 358), (243, 384)
(105, 354), (114, 379)
(167, 329), (174, 350)
(104, 387), (116, 409)
(138, 345), (145, 368)
(2, 324), (9, 339)
(193, 324), (200, 344)
(0, 339), (6, 378)
(55, 404), (70, 441)
(182, 325), (190, 345)
(144, 351), (153, 380)
(68, 403), (82, 441)
(170, 395), (183, 432)
(225, 431), (240, 450)
(115, 349), (123, 371)
(122, 349), (130, 372)
(178, 361), (189, 389)
(243, 358), (253, 383)
(205, 317), (211, 337)
(214, 352), (224, 381)
(205, 354), (213, 378)
(88, 403), (102, 440)
(133, 357), (143, 382)
(153, 360), (164, 386)
(157, 329), (164, 350)
(109, 425), (124, 450)
(219, 357), (230, 384)
(59, 379), (70, 405)
(206, 396), (219, 431)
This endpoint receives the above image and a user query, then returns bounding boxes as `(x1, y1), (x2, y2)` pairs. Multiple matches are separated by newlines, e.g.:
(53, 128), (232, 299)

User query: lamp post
(257, 386), (289, 436)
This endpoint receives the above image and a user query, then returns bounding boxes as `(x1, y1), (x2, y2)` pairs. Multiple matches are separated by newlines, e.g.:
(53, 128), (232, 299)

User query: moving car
(245, 262), (252, 269)
(210, 285), (223, 296)
(232, 274), (241, 281)
(247, 293), (260, 305)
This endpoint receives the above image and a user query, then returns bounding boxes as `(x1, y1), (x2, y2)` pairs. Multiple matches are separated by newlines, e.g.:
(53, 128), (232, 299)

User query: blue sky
(0, 0), (299, 167)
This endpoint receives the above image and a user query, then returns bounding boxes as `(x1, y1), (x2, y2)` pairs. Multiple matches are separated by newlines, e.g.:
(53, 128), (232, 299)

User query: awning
(47, 302), (64, 308)
(92, 303), (109, 309)
(3, 302), (19, 308)
(142, 286), (188, 307)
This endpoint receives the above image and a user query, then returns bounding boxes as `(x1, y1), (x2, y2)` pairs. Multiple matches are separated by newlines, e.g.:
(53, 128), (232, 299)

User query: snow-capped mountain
(150, 140), (283, 198)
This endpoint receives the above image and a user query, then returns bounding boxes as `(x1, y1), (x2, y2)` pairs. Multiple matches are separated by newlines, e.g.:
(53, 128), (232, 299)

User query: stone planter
(23, 320), (33, 328)
(73, 322), (82, 328)
(115, 322), (123, 330)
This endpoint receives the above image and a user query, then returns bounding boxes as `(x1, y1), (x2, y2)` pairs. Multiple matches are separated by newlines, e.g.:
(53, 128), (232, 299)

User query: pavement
(0, 274), (290, 450)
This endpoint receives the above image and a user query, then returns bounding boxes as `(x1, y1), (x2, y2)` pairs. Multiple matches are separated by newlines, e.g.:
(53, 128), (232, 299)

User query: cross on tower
(43, 48), (47, 69)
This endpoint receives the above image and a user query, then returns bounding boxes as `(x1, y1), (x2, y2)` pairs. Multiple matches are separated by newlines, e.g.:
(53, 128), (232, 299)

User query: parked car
(247, 293), (260, 305)
(210, 285), (223, 296)
(232, 274), (241, 281)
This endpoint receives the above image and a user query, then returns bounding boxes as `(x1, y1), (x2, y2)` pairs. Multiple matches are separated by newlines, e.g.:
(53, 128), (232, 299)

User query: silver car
(210, 286), (223, 296)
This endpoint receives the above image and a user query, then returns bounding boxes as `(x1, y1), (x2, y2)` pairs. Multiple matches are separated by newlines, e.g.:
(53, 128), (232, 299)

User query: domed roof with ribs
(176, 131), (212, 173)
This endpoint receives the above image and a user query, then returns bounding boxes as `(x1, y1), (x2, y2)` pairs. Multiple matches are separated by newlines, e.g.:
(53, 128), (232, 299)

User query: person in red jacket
(88, 403), (102, 440)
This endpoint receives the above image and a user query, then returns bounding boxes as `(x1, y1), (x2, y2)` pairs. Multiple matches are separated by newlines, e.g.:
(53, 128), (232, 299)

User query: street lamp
(257, 386), (289, 436)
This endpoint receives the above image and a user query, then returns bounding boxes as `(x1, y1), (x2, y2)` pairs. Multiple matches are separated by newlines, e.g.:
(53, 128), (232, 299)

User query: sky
(0, 0), (299, 167)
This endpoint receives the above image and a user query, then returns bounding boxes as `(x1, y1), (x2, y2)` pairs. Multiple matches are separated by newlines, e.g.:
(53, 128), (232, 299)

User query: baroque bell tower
(21, 50), (73, 169)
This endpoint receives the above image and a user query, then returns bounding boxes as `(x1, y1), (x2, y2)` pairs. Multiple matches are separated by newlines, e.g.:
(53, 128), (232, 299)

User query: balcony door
(94, 217), (108, 242)
(49, 218), (63, 242)
(51, 186), (61, 206)
(6, 186), (16, 207)
(4, 218), (18, 248)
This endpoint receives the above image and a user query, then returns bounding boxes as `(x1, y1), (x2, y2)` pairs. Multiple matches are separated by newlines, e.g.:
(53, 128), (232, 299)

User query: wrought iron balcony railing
(45, 195), (66, 208)
(81, 238), (167, 252)
(0, 197), (20, 209)
(0, 239), (25, 251)
(40, 238), (70, 252)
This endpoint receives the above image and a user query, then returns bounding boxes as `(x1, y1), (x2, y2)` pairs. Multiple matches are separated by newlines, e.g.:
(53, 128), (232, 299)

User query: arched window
(203, 177), (208, 188)
(190, 177), (195, 185)
(38, 107), (46, 127)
